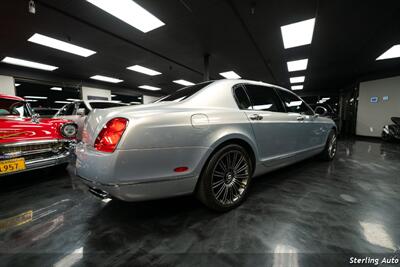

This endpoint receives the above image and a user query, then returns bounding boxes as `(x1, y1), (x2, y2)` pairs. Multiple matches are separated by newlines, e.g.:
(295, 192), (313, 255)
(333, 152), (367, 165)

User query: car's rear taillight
(94, 118), (128, 153)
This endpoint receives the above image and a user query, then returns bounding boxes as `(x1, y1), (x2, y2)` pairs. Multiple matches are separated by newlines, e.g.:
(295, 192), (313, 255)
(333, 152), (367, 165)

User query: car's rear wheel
(320, 130), (337, 161)
(196, 144), (253, 212)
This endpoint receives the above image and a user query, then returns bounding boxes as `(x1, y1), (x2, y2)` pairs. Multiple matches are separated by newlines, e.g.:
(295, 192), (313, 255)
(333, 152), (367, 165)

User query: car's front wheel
(320, 130), (337, 161)
(196, 144), (253, 212)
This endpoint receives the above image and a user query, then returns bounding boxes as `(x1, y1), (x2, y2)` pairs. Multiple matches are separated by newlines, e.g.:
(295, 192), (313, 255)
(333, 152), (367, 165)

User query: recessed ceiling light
(287, 59), (308, 72)
(24, 96), (47, 99)
(86, 0), (165, 33)
(28, 33), (96, 57)
(67, 98), (81, 101)
(127, 65), (161, 76)
(50, 87), (62, 91)
(376, 44), (400, 60)
(90, 75), (123, 83)
(138, 85), (161, 91)
(291, 85), (304, 90)
(290, 76), (305, 84)
(173, 80), (195, 86)
(281, 18), (315, 49)
(219, 71), (241, 79)
(15, 83), (21, 87)
(55, 101), (71, 104)
(2, 57), (58, 71)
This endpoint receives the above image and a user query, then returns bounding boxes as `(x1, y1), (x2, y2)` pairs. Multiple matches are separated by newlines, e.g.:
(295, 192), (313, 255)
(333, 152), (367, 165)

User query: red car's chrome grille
(0, 141), (70, 161)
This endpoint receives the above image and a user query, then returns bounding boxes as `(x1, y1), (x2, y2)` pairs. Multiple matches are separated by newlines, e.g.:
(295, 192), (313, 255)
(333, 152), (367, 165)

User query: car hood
(0, 116), (67, 144)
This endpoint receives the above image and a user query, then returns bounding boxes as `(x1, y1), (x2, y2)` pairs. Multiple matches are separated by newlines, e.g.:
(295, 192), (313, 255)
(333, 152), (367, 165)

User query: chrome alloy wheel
(328, 134), (337, 158)
(211, 150), (250, 205)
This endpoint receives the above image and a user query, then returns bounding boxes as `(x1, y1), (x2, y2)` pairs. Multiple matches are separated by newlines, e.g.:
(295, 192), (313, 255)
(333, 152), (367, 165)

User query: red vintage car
(0, 94), (77, 176)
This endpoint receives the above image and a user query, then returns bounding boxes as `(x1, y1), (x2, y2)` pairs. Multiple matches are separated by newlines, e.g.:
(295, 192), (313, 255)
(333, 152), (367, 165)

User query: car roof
(0, 93), (24, 101)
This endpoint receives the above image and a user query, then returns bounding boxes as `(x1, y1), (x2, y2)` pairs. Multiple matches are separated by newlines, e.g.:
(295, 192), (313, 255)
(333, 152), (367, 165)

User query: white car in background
(54, 100), (128, 139)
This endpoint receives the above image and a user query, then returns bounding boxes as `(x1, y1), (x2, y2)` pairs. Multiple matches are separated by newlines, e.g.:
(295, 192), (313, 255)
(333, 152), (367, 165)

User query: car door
(275, 88), (324, 151)
(237, 84), (299, 164)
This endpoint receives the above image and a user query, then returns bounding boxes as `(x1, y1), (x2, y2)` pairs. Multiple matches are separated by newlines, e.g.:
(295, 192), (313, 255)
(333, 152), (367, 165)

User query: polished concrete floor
(0, 138), (399, 267)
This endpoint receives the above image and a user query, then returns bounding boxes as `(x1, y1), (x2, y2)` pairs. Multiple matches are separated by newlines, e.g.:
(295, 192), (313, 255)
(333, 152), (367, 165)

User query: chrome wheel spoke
(212, 179), (224, 189)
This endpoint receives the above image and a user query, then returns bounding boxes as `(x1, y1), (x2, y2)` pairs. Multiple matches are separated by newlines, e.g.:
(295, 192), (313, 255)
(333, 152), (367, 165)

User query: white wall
(0, 75), (15, 96)
(81, 86), (111, 101)
(143, 95), (159, 104)
(356, 76), (400, 137)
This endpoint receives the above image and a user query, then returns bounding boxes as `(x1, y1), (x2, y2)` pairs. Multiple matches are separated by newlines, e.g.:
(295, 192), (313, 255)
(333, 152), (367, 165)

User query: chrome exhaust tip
(89, 187), (110, 199)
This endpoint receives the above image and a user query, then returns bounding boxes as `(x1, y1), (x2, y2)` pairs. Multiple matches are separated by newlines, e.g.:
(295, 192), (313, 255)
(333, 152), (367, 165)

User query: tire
(196, 144), (253, 212)
(320, 130), (337, 161)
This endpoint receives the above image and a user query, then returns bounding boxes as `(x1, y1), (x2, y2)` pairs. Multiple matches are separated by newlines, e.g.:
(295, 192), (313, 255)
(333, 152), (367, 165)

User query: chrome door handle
(297, 116), (305, 121)
(249, 114), (263, 120)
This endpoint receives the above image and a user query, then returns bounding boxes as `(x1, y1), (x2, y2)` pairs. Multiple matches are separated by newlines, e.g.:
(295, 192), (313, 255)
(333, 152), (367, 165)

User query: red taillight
(94, 118), (128, 153)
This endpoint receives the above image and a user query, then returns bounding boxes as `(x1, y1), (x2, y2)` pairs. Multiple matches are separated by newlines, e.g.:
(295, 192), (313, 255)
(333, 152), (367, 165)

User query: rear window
(90, 102), (126, 109)
(156, 81), (213, 102)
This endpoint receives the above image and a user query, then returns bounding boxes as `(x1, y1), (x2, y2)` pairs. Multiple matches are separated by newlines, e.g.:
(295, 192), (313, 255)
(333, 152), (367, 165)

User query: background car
(0, 94), (77, 176)
(54, 100), (128, 139)
(76, 80), (337, 211)
(33, 107), (59, 118)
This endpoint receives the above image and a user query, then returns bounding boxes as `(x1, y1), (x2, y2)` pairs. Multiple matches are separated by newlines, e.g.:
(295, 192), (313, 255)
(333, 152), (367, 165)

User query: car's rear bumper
(79, 175), (197, 201)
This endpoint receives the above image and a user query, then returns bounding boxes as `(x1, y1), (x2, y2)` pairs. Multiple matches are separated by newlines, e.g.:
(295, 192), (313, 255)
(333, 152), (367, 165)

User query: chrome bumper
(0, 140), (76, 176)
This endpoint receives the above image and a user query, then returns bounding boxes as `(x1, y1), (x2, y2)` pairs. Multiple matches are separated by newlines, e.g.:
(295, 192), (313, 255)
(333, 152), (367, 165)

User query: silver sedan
(76, 80), (337, 211)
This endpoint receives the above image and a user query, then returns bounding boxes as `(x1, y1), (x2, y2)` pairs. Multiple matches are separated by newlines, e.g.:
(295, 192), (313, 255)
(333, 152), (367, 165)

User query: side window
(244, 84), (284, 112)
(233, 86), (252, 110)
(277, 90), (314, 115)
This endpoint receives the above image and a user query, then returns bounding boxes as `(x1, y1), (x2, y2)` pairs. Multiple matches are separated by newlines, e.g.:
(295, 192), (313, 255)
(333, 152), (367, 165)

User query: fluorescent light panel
(219, 71), (241, 79)
(28, 33), (96, 57)
(90, 75), (123, 83)
(2, 57), (58, 71)
(291, 85), (303, 90)
(290, 76), (305, 84)
(127, 65), (161, 76)
(281, 18), (315, 49)
(24, 96), (47, 99)
(25, 99), (38, 102)
(138, 85), (161, 91)
(173, 80), (194, 86)
(50, 87), (62, 91)
(287, 59), (308, 72)
(55, 101), (71, 104)
(376, 44), (400, 60)
(111, 94), (116, 97)
(66, 98), (81, 101)
(15, 83), (21, 87)
(86, 0), (165, 33)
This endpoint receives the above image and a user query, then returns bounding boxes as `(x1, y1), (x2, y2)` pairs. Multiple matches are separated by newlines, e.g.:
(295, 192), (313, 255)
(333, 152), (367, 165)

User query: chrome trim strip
(0, 139), (73, 147)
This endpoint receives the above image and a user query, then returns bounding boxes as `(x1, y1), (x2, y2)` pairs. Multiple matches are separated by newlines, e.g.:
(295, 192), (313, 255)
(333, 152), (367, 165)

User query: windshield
(156, 81), (213, 102)
(0, 99), (32, 118)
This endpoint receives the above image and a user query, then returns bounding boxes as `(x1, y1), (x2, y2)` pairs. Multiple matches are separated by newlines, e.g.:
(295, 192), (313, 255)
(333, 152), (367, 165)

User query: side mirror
(77, 108), (86, 116)
(314, 106), (328, 117)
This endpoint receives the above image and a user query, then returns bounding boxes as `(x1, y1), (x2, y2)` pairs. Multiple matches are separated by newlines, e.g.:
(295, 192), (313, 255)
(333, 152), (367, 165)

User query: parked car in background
(382, 117), (400, 141)
(0, 94), (77, 176)
(33, 107), (59, 118)
(54, 100), (127, 139)
(76, 80), (337, 211)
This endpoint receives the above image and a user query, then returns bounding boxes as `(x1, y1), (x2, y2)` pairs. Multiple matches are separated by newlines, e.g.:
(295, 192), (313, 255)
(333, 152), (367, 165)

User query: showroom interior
(0, 0), (400, 266)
